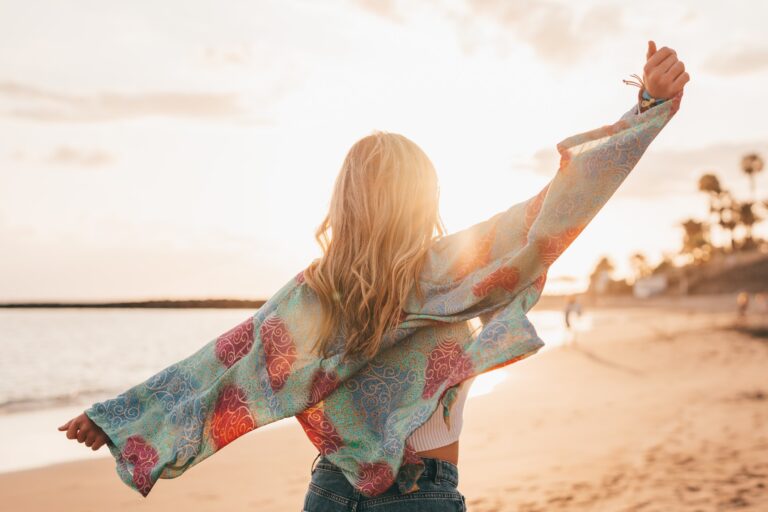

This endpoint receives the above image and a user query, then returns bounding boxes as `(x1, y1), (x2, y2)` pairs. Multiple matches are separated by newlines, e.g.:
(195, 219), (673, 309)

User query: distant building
(633, 274), (668, 298)
(592, 270), (611, 294)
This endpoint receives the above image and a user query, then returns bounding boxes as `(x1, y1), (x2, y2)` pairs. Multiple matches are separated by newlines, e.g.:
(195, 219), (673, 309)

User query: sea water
(0, 307), (587, 472)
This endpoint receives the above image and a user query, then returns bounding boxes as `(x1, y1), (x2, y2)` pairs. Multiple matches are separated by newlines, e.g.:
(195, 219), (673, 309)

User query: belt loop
(310, 452), (321, 475)
(351, 488), (362, 511)
(433, 458), (442, 484)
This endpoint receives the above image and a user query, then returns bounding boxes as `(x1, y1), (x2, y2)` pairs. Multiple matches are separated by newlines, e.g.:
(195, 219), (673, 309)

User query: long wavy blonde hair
(303, 130), (447, 362)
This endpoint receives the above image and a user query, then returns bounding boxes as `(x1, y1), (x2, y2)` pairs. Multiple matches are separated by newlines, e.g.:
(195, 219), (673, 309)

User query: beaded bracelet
(639, 88), (666, 112)
(622, 73), (667, 113)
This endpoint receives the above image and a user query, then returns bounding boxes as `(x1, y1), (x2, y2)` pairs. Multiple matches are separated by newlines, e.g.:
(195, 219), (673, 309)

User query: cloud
(516, 140), (768, 198)
(463, 0), (623, 64)
(352, 0), (624, 64)
(9, 146), (114, 167)
(703, 47), (768, 76)
(353, 0), (406, 23)
(203, 45), (254, 66)
(46, 147), (114, 167)
(0, 81), (261, 123)
(203, 42), (266, 66)
(9, 149), (27, 161)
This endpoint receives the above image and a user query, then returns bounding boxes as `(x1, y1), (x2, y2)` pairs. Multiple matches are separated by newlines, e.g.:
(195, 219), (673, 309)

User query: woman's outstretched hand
(58, 412), (109, 451)
(643, 41), (690, 99)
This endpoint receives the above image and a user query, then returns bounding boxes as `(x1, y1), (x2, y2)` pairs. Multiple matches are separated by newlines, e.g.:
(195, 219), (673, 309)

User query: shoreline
(0, 300), (267, 309)
(0, 298), (757, 473)
(0, 291), (749, 311)
(2, 300), (767, 510)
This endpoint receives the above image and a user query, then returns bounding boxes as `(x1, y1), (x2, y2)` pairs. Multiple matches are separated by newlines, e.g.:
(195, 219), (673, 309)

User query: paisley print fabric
(84, 91), (682, 498)
(214, 317), (254, 367)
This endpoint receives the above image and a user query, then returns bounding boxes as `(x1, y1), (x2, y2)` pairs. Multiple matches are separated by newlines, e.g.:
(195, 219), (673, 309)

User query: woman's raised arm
(412, 42), (688, 319)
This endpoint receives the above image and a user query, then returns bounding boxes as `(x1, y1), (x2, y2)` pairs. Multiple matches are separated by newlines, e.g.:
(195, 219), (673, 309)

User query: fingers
(66, 417), (80, 440)
(65, 414), (89, 442)
(77, 423), (89, 443)
(671, 71), (691, 92)
(91, 435), (108, 451)
(61, 413), (108, 451)
(657, 51), (678, 75)
(645, 46), (676, 71)
(668, 60), (686, 80)
(84, 431), (97, 447)
(646, 40), (657, 60)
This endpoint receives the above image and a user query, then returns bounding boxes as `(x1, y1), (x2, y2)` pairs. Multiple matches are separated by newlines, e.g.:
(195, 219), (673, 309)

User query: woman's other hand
(643, 41), (690, 99)
(58, 412), (109, 451)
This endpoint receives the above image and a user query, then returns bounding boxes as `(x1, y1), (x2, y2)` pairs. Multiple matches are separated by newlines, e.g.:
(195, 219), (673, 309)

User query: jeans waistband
(312, 454), (459, 488)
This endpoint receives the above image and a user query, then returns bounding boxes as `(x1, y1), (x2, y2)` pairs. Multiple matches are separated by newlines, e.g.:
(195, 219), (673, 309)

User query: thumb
(58, 420), (71, 431)
(647, 40), (657, 60)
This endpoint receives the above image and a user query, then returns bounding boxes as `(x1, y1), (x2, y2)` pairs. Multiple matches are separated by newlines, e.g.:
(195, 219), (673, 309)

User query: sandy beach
(2, 299), (767, 511)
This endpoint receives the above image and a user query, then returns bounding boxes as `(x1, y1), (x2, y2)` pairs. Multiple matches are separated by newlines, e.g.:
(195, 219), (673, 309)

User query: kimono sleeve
(413, 91), (683, 318)
(81, 276), (303, 497)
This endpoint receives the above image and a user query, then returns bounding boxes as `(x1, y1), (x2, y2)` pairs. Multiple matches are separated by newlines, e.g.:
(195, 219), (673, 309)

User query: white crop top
(406, 376), (475, 451)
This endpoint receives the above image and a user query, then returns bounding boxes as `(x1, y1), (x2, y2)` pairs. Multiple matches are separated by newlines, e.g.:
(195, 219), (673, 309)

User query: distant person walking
(737, 291), (750, 323)
(564, 295), (583, 346)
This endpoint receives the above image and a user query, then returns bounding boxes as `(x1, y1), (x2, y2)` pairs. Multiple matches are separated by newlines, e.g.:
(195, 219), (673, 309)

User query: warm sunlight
(3, 2), (768, 511)
(3, 1), (766, 301)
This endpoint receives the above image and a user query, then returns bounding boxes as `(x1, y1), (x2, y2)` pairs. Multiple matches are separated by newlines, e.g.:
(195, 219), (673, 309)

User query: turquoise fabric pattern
(84, 89), (683, 498)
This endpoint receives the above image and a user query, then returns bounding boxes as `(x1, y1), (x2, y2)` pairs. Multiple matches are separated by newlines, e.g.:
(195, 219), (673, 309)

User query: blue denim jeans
(302, 453), (467, 511)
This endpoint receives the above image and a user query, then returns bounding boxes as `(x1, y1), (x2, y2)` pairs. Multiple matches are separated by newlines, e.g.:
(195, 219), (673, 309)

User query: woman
(59, 41), (688, 510)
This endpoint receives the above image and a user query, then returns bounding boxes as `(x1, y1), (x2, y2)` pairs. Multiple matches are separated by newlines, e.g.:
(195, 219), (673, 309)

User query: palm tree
(589, 256), (615, 295)
(698, 173), (722, 195)
(652, 256), (674, 276)
(629, 252), (652, 284)
(593, 256), (615, 275)
(697, 173), (736, 250)
(741, 153), (764, 200)
(681, 219), (710, 263)
(717, 192), (739, 251)
(737, 201), (760, 249)
(698, 173), (720, 244)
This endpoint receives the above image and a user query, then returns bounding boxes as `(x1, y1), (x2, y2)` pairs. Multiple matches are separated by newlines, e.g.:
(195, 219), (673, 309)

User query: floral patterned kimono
(85, 89), (683, 498)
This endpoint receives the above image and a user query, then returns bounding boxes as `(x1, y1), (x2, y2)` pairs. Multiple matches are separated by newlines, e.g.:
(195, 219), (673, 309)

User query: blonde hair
(303, 130), (446, 362)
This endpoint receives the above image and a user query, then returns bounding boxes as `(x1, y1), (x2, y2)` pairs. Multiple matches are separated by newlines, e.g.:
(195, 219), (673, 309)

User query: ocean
(0, 308), (584, 472)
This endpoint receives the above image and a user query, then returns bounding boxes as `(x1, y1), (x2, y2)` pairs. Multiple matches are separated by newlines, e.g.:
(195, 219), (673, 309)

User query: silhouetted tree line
(683, 152), (766, 262)
(588, 152), (766, 295)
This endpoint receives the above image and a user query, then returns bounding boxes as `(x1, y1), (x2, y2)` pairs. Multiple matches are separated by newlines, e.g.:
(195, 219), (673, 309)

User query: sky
(1, 0), (768, 301)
